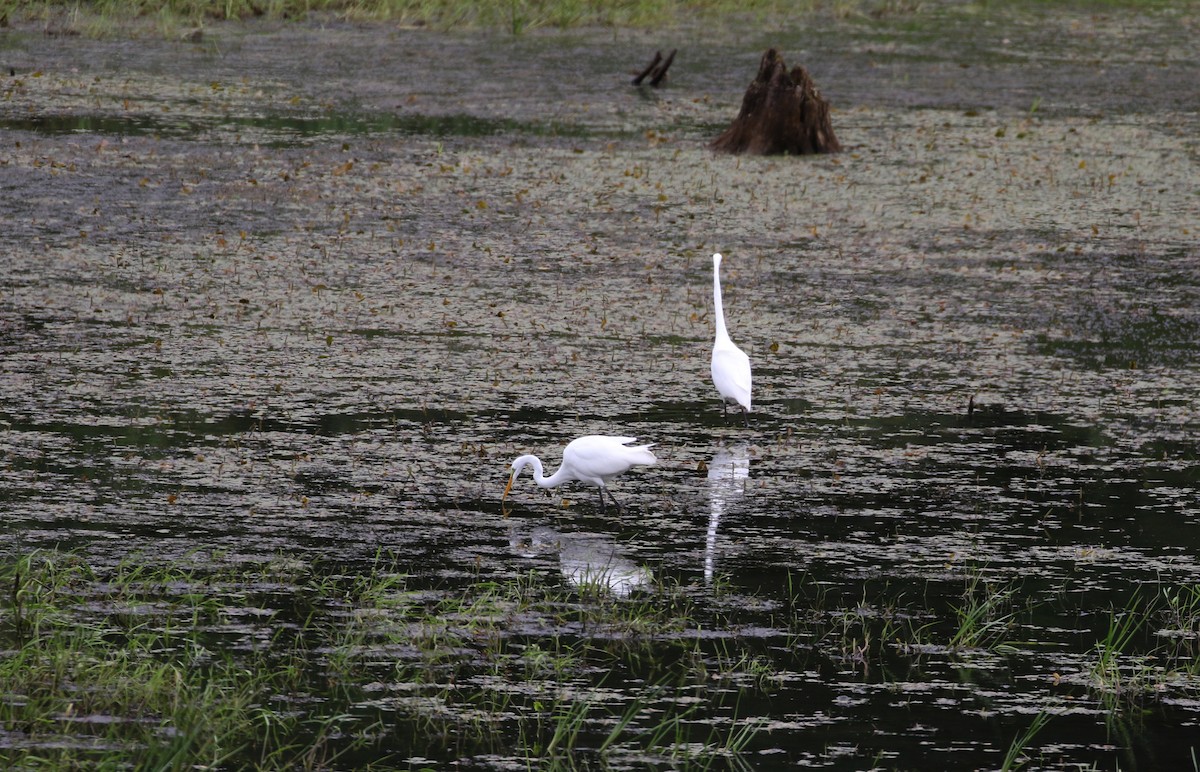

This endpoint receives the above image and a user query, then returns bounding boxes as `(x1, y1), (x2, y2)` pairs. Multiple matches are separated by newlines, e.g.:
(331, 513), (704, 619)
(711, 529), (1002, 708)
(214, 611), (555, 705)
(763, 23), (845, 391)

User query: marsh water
(2, 3), (1199, 769)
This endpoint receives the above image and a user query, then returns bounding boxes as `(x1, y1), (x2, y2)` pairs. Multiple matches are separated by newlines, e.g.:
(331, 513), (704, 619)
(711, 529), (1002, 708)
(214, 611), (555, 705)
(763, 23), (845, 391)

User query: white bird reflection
(706, 443), (750, 585)
(509, 526), (651, 598)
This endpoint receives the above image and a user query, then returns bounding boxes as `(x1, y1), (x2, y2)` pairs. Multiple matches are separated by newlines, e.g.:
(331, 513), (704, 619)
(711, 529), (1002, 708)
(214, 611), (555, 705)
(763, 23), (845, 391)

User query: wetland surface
(2, 3), (1199, 769)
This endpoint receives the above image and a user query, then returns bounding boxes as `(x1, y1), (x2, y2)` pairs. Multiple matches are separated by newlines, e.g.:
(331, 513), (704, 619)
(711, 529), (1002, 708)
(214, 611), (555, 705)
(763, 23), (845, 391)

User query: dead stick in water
(649, 48), (676, 86)
(632, 51), (663, 85)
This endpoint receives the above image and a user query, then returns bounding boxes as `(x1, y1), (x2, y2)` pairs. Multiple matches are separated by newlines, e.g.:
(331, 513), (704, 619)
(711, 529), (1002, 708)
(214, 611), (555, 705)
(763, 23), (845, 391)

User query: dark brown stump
(711, 48), (841, 155)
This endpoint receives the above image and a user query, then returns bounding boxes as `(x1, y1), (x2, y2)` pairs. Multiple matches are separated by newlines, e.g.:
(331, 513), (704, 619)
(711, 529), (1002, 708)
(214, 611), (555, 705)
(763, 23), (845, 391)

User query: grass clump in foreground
(0, 550), (378, 769)
(0, 549), (764, 770)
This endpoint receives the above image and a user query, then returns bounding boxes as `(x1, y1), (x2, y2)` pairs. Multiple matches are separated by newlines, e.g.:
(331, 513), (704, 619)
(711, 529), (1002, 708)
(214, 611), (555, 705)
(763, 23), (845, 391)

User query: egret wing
(712, 346), (752, 408)
(565, 436), (656, 482)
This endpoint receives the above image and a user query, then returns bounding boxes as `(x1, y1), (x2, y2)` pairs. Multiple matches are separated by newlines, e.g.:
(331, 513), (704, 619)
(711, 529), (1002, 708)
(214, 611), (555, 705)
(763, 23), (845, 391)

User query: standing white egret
(502, 435), (657, 514)
(711, 252), (752, 426)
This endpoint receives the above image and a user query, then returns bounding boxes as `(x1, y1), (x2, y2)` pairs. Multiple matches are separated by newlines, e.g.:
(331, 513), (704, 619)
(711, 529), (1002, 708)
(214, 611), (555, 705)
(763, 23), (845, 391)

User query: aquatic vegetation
(1159, 584), (1200, 672)
(0, 550), (767, 768)
(0, 551), (378, 768)
(999, 710), (1052, 772)
(1087, 596), (1155, 699)
(948, 568), (1021, 653)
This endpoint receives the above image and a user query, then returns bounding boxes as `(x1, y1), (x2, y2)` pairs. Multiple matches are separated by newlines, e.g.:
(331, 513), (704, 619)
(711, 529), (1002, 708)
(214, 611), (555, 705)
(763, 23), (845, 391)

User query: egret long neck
(713, 264), (730, 343)
(516, 455), (569, 489)
(538, 464), (573, 488)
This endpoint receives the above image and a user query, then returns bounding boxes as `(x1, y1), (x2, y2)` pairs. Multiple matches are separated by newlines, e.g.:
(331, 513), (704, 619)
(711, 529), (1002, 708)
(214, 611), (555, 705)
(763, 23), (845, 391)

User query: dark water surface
(2, 3), (1199, 769)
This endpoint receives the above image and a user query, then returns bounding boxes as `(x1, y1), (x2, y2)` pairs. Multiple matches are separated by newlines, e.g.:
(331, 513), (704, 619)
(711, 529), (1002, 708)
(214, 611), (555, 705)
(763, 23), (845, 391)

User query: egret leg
(595, 486), (607, 514)
(741, 404), (749, 428)
(600, 486), (624, 512)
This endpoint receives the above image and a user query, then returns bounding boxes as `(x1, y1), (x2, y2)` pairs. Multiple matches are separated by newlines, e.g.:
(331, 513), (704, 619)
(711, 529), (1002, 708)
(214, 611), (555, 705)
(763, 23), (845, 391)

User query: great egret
(711, 252), (752, 425)
(503, 435), (657, 514)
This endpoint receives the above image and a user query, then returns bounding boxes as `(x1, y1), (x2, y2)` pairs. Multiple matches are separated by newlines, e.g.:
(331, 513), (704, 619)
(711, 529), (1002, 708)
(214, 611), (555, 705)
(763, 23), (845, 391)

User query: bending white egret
(502, 435), (657, 514)
(711, 252), (752, 426)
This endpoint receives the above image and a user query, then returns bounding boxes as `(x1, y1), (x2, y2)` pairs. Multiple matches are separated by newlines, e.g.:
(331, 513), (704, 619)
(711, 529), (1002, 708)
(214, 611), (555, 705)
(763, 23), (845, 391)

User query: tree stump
(711, 48), (841, 155)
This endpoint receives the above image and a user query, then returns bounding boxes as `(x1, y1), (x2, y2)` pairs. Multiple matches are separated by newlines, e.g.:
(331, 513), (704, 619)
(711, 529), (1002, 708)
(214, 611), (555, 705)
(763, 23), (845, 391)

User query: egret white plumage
(502, 435), (657, 514)
(711, 252), (752, 425)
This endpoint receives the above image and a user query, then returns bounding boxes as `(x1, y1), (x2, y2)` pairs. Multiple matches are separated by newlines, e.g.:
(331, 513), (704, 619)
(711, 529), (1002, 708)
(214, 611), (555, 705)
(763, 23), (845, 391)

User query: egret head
(501, 470), (516, 516)
(503, 457), (537, 516)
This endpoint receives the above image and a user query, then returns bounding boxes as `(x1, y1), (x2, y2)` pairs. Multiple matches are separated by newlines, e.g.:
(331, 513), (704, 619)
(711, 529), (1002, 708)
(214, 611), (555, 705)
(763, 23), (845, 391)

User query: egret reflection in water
(705, 444), (750, 585)
(508, 526), (651, 597)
